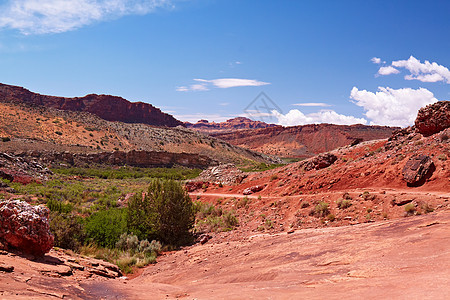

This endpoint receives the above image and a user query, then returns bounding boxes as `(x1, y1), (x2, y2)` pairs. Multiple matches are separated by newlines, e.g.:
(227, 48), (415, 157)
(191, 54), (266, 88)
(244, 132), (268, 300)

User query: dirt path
(94, 209), (450, 299)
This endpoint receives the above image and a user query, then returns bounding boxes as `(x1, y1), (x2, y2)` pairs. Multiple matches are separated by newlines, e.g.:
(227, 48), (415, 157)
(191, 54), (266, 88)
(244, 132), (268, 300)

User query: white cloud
(0, 0), (171, 34)
(272, 109), (367, 126)
(196, 78), (270, 89)
(380, 56), (450, 83)
(371, 57), (382, 64)
(377, 66), (400, 76)
(350, 86), (438, 127)
(293, 102), (331, 107)
(176, 78), (270, 92)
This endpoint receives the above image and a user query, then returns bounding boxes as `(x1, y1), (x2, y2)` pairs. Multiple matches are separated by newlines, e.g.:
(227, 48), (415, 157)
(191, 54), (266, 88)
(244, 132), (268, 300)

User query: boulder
(243, 185), (265, 195)
(304, 153), (337, 171)
(415, 101), (450, 136)
(402, 154), (435, 187)
(195, 164), (247, 185)
(0, 200), (54, 256)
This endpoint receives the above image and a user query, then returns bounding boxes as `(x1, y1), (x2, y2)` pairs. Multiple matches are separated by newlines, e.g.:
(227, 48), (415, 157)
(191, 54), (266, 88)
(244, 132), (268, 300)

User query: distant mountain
(0, 83), (183, 127)
(185, 117), (279, 133)
(212, 123), (399, 158)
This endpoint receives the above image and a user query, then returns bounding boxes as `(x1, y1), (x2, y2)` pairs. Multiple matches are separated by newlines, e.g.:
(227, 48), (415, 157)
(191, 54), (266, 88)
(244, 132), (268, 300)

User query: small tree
(127, 179), (194, 246)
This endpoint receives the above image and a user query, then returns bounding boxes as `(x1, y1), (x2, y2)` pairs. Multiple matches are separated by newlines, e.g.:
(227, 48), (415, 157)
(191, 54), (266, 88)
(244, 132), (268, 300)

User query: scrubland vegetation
(2, 166), (235, 273)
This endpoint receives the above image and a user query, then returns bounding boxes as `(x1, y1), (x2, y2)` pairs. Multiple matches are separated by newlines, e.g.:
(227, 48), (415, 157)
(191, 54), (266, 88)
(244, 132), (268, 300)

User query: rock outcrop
(15, 150), (216, 169)
(0, 83), (183, 127)
(192, 164), (247, 185)
(212, 123), (397, 158)
(186, 117), (279, 134)
(243, 185), (265, 195)
(415, 101), (450, 136)
(402, 154), (435, 187)
(0, 200), (54, 256)
(304, 153), (338, 171)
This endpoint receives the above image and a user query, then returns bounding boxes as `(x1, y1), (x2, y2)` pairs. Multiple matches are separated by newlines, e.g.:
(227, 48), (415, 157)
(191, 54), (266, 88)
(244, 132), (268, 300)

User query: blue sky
(0, 0), (449, 127)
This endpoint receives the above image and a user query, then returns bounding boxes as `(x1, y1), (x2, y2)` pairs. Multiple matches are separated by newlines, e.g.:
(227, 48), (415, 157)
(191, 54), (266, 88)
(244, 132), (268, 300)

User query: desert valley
(0, 1), (449, 299)
(0, 84), (449, 299)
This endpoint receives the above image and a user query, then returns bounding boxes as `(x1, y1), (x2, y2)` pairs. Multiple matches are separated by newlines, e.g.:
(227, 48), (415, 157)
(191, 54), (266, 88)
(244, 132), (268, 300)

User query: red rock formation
(415, 101), (450, 136)
(212, 123), (398, 158)
(0, 83), (183, 127)
(0, 200), (54, 256)
(186, 117), (279, 133)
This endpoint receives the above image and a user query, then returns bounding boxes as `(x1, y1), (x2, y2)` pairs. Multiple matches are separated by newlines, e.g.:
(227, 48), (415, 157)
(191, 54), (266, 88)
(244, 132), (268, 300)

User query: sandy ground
(86, 209), (450, 300)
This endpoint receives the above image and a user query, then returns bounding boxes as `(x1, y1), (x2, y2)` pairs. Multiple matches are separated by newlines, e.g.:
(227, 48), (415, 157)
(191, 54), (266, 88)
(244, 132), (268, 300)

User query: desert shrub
(270, 174), (278, 181)
(49, 212), (85, 250)
(327, 214), (335, 222)
(237, 196), (250, 208)
(342, 192), (352, 200)
(127, 179), (195, 246)
(1, 137), (11, 142)
(85, 208), (127, 248)
(361, 191), (376, 201)
(55, 131), (63, 135)
(194, 201), (238, 233)
(300, 201), (310, 208)
(421, 203), (434, 213)
(52, 166), (201, 180)
(336, 198), (352, 209)
(46, 198), (74, 213)
(404, 203), (416, 215)
(314, 201), (329, 217)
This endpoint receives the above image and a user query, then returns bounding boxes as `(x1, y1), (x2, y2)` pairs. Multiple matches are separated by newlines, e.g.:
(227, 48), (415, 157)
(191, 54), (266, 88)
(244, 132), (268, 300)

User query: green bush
(193, 202), (238, 233)
(49, 212), (85, 250)
(337, 198), (352, 209)
(404, 203), (416, 215)
(314, 201), (329, 217)
(46, 198), (73, 214)
(127, 179), (195, 246)
(85, 208), (127, 248)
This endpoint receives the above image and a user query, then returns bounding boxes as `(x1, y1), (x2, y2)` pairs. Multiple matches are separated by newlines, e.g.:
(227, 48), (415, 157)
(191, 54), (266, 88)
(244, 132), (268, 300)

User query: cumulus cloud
(378, 56), (450, 83)
(272, 109), (367, 127)
(293, 102), (331, 107)
(371, 57), (382, 64)
(350, 86), (438, 127)
(377, 66), (400, 76)
(0, 0), (171, 34)
(176, 78), (270, 92)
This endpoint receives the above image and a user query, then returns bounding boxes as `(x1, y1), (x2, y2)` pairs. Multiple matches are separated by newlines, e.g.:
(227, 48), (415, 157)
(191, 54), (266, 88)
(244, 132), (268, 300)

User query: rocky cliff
(185, 117), (279, 133)
(0, 83), (183, 127)
(212, 123), (398, 158)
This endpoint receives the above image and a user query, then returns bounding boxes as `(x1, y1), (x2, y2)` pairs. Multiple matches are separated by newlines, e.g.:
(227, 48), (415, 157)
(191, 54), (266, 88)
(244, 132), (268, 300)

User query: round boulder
(415, 101), (450, 136)
(0, 200), (54, 256)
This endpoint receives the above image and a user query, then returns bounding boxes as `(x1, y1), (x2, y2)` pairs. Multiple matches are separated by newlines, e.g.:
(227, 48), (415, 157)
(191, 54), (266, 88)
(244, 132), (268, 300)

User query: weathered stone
(415, 101), (450, 136)
(0, 264), (14, 272)
(193, 164), (247, 186)
(304, 153), (337, 171)
(243, 185), (265, 195)
(0, 200), (54, 256)
(402, 154), (435, 187)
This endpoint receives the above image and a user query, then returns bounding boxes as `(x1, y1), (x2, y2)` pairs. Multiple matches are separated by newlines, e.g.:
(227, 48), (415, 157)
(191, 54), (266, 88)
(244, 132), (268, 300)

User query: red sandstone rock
(415, 101), (450, 136)
(186, 117), (279, 133)
(243, 185), (265, 195)
(0, 200), (54, 256)
(0, 83), (183, 127)
(212, 123), (397, 158)
(402, 154), (435, 187)
(304, 153), (337, 171)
